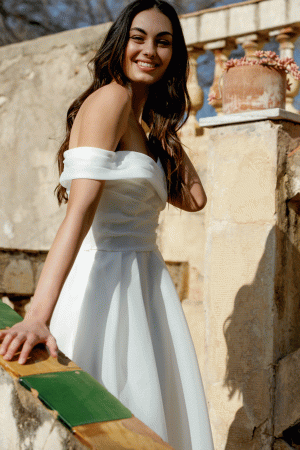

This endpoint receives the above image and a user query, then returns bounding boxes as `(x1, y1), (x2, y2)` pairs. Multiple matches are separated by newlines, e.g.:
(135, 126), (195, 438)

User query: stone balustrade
(182, 0), (300, 134)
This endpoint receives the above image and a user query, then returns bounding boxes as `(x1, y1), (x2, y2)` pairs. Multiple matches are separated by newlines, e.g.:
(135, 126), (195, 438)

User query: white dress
(50, 147), (214, 450)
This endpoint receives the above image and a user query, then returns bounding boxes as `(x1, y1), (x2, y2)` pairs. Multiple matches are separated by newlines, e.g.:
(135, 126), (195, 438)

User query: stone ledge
(199, 108), (300, 128)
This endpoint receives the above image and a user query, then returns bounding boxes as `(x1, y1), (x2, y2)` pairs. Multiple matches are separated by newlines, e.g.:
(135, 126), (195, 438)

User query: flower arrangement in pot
(208, 50), (300, 114)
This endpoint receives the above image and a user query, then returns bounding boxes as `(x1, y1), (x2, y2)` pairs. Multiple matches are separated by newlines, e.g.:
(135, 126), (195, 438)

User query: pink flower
(208, 91), (221, 105)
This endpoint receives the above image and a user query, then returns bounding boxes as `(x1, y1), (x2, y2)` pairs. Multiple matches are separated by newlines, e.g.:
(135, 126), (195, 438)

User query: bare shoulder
(70, 82), (132, 150)
(82, 82), (132, 114)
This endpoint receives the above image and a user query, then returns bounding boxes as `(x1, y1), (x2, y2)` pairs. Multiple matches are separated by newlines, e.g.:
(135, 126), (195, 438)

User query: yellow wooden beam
(74, 417), (174, 450)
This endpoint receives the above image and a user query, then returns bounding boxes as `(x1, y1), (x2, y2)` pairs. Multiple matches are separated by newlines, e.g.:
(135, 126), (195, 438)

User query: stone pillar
(206, 40), (235, 116)
(236, 33), (268, 60)
(275, 27), (300, 114)
(199, 110), (300, 450)
(181, 48), (204, 136)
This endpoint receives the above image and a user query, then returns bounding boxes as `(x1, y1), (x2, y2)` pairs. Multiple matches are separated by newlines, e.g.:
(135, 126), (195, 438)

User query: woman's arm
(0, 179), (105, 364)
(0, 83), (131, 364)
(169, 149), (207, 212)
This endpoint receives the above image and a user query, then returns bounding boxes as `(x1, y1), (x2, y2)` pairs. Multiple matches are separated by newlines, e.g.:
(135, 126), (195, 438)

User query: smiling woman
(124, 9), (173, 85)
(0, 1), (213, 450)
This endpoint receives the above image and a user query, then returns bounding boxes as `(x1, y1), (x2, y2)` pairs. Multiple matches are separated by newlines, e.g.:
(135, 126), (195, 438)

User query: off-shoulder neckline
(66, 147), (160, 166)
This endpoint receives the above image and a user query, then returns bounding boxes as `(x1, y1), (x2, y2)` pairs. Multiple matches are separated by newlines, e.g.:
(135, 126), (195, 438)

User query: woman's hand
(0, 320), (58, 365)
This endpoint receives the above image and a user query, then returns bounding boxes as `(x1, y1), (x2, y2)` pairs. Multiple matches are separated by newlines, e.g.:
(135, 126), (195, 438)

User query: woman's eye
(131, 36), (144, 42)
(157, 40), (172, 47)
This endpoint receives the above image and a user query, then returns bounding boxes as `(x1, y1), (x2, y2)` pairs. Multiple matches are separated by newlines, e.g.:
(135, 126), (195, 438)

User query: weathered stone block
(200, 10), (228, 42)
(0, 367), (87, 449)
(206, 122), (278, 224)
(273, 439), (294, 450)
(259, 0), (287, 29)
(229, 5), (257, 36)
(201, 117), (300, 450)
(287, 148), (300, 201)
(205, 222), (275, 377)
(180, 16), (200, 47)
(165, 261), (189, 301)
(274, 348), (300, 437)
(224, 411), (272, 450)
(3, 259), (34, 295)
(287, 0), (300, 25)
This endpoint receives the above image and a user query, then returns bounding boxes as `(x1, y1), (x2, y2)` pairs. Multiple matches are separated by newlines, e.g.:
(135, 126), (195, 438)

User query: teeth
(138, 61), (156, 68)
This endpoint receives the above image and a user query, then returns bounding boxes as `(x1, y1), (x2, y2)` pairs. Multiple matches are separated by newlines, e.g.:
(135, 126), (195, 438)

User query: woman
(0, 1), (214, 449)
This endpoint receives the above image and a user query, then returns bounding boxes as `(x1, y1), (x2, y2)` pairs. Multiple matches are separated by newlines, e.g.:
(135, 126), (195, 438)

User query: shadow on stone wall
(223, 223), (300, 450)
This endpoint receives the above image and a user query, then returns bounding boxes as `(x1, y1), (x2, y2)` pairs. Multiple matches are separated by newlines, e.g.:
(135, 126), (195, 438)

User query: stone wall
(200, 111), (300, 450)
(0, 22), (110, 250)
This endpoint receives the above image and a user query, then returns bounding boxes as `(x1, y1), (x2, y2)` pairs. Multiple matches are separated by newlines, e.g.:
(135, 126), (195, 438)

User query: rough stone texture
(0, 249), (47, 296)
(287, 144), (300, 204)
(165, 261), (189, 301)
(274, 348), (300, 437)
(202, 120), (300, 450)
(274, 122), (300, 362)
(0, 249), (47, 317)
(3, 260), (34, 295)
(259, 0), (288, 30)
(273, 439), (295, 450)
(0, 366), (88, 450)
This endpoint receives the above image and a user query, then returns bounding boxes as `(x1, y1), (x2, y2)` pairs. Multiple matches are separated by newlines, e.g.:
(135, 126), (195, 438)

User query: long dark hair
(55, 0), (190, 205)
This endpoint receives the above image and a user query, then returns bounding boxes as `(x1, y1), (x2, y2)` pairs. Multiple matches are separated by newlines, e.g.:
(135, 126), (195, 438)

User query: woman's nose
(143, 40), (156, 58)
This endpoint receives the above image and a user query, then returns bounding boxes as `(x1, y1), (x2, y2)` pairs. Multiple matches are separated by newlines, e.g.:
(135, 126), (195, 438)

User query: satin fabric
(50, 147), (214, 450)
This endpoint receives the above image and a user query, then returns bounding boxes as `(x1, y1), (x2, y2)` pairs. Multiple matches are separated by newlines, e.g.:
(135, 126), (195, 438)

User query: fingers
(0, 328), (10, 341)
(0, 330), (18, 356)
(0, 324), (58, 365)
(46, 335), (58, 359)
(18, 337), (38, 365)
(0, 332), (26, 361)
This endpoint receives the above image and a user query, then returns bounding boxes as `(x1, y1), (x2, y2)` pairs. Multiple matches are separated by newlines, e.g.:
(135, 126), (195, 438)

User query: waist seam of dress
(81, 244), (158, 252)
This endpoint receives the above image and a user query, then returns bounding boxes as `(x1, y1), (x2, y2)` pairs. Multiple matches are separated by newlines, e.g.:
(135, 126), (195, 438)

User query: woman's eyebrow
(130, 27), (173, 37)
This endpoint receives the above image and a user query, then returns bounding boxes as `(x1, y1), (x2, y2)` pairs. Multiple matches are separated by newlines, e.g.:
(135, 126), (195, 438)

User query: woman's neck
(130, 83), (149, 123)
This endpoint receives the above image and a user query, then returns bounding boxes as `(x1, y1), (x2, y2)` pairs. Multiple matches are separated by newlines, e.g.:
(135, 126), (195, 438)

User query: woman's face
(123, 8), (173, 86)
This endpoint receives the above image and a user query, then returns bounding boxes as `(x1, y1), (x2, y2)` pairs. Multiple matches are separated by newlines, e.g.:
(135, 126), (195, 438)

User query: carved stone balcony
(183, 0), (300, 135)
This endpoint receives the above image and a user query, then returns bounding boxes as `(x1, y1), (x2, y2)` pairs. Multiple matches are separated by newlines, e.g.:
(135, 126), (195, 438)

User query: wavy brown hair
(55, 0), (190, 205)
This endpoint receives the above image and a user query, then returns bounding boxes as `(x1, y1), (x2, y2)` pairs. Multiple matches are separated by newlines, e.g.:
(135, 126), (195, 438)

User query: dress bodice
(60, 147), (167, 251)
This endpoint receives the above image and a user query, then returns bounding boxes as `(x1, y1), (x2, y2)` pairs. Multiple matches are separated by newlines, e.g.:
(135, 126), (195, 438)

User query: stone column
(274, 26), (300, 114)
(199, 110), (300, 450)
(236, 33), (268, 60)
(206, 40), (236, 116)
(181, 48), (204, 137)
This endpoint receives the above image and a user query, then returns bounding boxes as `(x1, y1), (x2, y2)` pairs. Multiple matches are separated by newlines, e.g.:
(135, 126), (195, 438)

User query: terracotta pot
(222, 64), (287, 114)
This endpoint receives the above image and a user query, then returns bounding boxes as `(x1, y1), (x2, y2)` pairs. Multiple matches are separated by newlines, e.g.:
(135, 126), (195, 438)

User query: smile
(136, 61), (157, 68)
